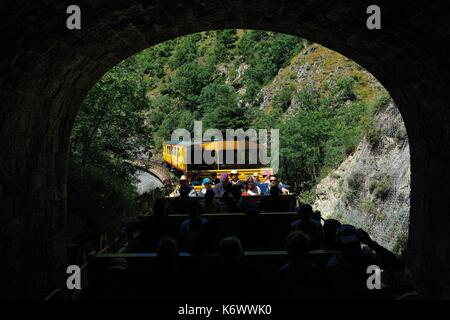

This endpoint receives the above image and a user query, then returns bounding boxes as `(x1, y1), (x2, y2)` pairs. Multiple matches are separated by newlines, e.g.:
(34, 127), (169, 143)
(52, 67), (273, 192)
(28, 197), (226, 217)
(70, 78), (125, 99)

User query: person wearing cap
(170, 175), (196, 198)
(290, 203), (323, 248)
(199, 177), (213, 196)
(191, 171), (202, 186)
(326, 224), (403, 298)
(214, 173), (231, 197)
(229, 170), (241, 185)
(244, 176), (261, 196)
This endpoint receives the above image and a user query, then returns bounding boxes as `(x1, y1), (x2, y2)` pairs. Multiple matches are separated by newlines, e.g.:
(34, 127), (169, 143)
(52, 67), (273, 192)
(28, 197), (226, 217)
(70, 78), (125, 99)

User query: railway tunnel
(0, 0), (450, 298)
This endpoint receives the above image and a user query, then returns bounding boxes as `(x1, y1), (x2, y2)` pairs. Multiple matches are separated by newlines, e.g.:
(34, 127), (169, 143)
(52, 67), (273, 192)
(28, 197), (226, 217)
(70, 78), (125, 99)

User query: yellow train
(163, 140), (273, 182)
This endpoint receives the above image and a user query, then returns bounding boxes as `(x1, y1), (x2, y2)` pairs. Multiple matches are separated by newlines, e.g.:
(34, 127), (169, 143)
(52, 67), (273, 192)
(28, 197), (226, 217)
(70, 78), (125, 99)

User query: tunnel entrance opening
(67, 29), (411, 300)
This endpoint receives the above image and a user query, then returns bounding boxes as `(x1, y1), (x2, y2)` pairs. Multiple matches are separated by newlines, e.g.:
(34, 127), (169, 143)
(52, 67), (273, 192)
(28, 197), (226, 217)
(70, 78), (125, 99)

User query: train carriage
(163, 140), (273, 183)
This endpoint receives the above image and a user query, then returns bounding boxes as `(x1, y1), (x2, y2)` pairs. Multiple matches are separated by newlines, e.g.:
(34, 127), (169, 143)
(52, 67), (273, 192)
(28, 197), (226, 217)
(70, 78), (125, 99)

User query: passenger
(130, 198), (178, 252)
(312, 210), (322, 223)
(243, 176), (261, 196)
(262, 170), (272, 184)
(290, 204), (323, 248)
(191, 171), (202, 186)
(214, 237), (259, 298)
(203, 189), (221, 214)
(229, 170), (242, 185)
(214, 173), (231, 197)
(210, 172), (220, 185)
(171, 175), (197, 198)
(199, 177), (213, 196)
(326, 225), (403, 298)
(150, 236), (182, 299)
(222, 183), (243, 212)
(179, 201), (209, 253)
(101, 257), (130, 299)
(278, 231), (322, 299)
(322, 219), (342, 250)
(268, 175), (289, 195)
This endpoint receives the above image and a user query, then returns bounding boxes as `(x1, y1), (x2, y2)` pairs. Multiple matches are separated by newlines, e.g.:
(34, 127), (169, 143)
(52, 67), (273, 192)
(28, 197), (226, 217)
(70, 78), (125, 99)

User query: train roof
(164, 140), (262, 149)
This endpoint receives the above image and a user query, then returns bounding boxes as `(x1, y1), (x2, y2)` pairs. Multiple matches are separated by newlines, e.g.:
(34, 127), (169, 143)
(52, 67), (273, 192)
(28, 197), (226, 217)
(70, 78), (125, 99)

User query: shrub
(368, 174), (390, 199)
(366, 121), (383, 146)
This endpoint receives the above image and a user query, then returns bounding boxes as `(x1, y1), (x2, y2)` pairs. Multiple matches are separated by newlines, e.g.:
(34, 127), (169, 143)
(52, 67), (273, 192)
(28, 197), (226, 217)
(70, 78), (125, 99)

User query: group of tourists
(170, 170), (290, 198)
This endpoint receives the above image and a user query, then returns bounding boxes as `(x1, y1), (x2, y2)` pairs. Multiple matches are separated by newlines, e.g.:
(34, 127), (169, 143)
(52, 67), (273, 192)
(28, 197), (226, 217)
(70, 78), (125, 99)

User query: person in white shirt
(244, 176), (261, 196)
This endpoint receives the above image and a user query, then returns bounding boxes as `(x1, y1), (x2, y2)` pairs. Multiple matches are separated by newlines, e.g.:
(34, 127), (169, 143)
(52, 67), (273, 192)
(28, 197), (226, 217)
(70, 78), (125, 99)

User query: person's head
(187, 200), (203, 220)
(285, 231), (310, 260)
(336, 224), (361, 260)
(312, 210), (322, 222)
(193, 171), (200, 179)
(269, 175), (279, 187)
(106, 257), (128, 273)
(202, 177), (212, 189)
(252, 172), (260, 182)
(220, 173), (229, 184)
(245, 176), (255, 190)
(323, 219), (342, 248)
(262, 170), (271, 182)
(230, 170), (239, 182)
(157, 236), (179, 264)
(180, 175), (189, 187)
(218, 236), (243, 262)
(211, 172), (217, 179)
(297, 203), (313, 220)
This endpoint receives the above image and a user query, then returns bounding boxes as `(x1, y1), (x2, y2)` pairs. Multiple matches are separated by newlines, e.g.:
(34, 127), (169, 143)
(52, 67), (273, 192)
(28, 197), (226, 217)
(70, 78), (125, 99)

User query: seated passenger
(290, 204), (323, 248)
(243, 176), (261, 196)
(149, 236), (182, 299)
(170, 175), (197, 198)
(203, 189), (221, 214)
(210, 172), (220, 185)
(191, 171), (202, 186)
(267, 175), (289, 195)
(222, 183), (244, 212)
(229, 170), (242, 185)
(312, 210), (322, 223)
(256, 171), (269, 195)
(130, 198), (178, 252)
(326, 225), (403, 299)
(214, 173), (230, 197)
(199, 178), (213, 196)
(322, 219), (342, 250)
(213, 237), (260, 298)
(278, 231), (322, 299)
(179, 201), (212, 253)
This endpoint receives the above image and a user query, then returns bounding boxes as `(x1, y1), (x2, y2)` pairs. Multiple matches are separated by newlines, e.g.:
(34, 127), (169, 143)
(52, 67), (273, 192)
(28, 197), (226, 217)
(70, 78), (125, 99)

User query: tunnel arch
(1, 0), (449, 298)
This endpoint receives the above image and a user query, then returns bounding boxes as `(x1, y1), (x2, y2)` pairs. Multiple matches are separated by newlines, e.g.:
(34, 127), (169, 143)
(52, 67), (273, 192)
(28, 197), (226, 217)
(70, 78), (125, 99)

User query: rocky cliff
(314, 101), (410, 254)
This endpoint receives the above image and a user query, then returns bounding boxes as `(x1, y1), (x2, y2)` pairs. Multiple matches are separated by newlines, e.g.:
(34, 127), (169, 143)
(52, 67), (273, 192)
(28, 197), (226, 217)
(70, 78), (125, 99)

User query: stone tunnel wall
(0, 0), (450, 298)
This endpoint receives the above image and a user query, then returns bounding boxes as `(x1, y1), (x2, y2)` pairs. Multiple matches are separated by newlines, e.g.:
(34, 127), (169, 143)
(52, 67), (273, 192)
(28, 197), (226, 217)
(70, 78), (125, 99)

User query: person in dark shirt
(130, 198), (177, 252)
(326, 224), (403, 299)
(278, 231), (323, 299)
(179, 201), (213, 253)
(290, 204), (323, 248)
(322, 219), (342, 250)
(213, 236), (260, 299)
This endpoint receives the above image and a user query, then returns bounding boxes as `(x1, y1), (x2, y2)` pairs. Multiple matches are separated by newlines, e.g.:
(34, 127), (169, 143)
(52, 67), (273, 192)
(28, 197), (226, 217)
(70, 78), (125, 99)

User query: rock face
(314, 101), (410, 254)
